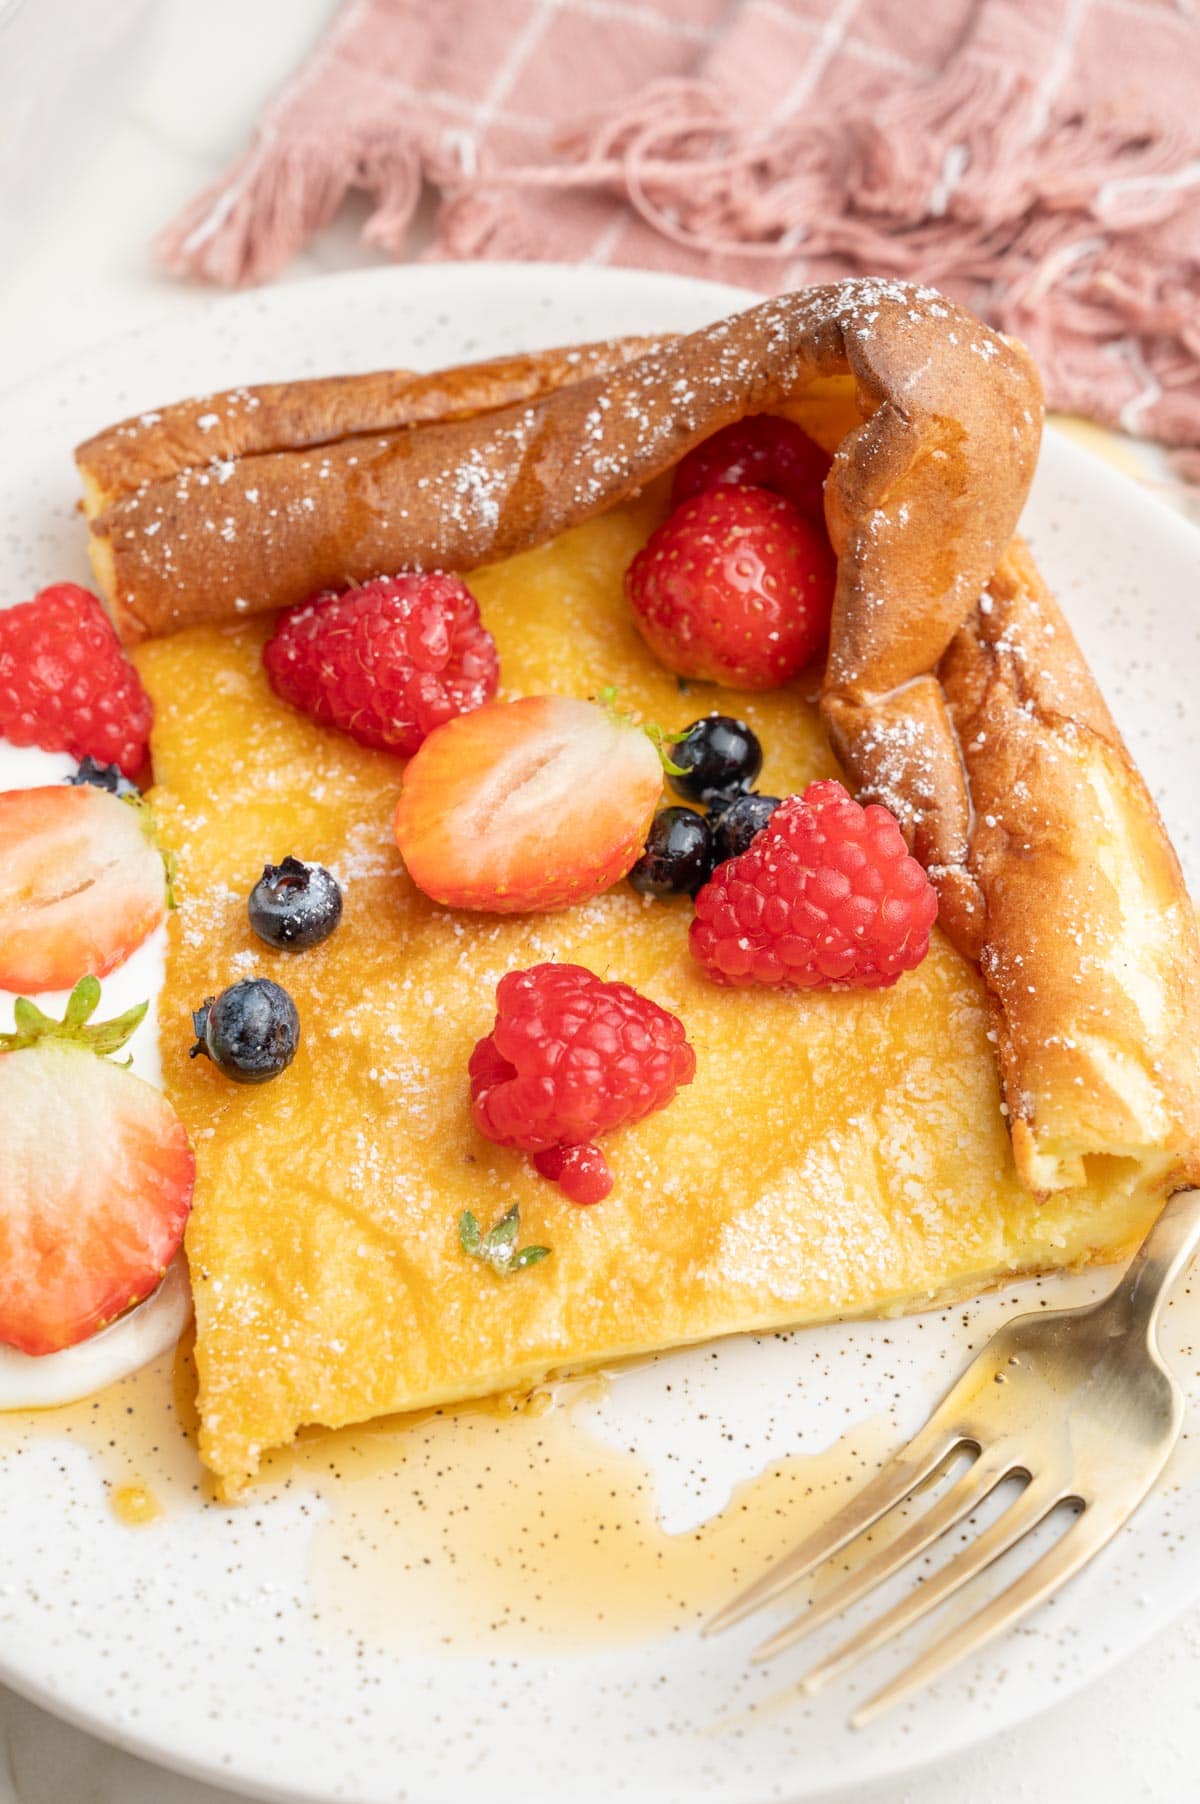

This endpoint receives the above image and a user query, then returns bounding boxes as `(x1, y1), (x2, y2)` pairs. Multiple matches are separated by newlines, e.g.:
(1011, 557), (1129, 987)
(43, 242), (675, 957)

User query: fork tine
(704, 1419), (964, 1637)
(849, 1496), (1130, 1726)
(795, 1474), (1061, 1697)
(747, 1448), (1014, 1665)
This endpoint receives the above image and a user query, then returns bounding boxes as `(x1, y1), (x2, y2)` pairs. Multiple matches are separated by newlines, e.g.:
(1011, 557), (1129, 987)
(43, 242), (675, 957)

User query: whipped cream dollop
(0, 740), (190, 1410)
(0, 1255), (191, 1410)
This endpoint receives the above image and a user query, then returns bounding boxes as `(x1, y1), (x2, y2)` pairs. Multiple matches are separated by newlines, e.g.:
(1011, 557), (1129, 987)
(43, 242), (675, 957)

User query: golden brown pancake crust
(939, 540), (1200, 1194)
(79, 281), (1037, 663)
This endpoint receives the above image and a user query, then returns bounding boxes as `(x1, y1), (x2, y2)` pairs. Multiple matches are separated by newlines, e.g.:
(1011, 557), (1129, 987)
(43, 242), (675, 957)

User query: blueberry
(190, 977), (300, 1084)
(667, 716), (762, 806)
(66, 756), (139, 798)
(628, 807), (714, 897)
(248, 856), (342, 951)
(712, 792), (782, 863)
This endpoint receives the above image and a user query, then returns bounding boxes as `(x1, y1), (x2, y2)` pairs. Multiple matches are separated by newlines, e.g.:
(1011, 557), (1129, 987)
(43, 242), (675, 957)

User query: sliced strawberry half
(0, 784), (169, 993)
(0, 979), (194, 1356)
(394, 695), (663, 912)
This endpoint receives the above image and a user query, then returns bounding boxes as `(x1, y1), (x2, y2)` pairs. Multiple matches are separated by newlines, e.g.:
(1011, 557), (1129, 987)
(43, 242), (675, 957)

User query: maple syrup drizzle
(0, 1348), (897, 1652)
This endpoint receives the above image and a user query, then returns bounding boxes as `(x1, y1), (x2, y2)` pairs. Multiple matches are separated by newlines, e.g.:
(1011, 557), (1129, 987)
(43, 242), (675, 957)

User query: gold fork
(706, 1186), (1200, 1726)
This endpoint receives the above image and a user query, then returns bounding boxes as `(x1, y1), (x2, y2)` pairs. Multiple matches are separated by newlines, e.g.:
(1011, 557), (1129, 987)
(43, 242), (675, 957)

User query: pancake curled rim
(77, 278), (1200, 1205)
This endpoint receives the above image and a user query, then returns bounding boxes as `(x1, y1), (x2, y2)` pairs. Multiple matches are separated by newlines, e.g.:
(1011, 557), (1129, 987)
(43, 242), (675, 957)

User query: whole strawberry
(0, 583), (152, 778)
(469, 963), (696, 1204)
(625, 485), (836, 690)
(672, 414), (832, 524)
(263, 573), (499, 757)
(690, 778), (938, 990)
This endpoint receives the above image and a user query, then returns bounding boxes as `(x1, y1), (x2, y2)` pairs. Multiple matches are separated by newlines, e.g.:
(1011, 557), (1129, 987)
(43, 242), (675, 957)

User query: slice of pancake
(135, 483), (1189, 1497)
(85, 280), (1200, 1496)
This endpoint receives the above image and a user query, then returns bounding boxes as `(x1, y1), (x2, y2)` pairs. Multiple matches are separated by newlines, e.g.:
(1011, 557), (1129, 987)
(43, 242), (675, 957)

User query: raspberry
(264, 573), (498, 757)
(469, 963), (696, 1204)
(690, 778), (938, 990)
(672, 414), (832, 524)
(0, 583), (152, 778)
(625, 485), (836, 690)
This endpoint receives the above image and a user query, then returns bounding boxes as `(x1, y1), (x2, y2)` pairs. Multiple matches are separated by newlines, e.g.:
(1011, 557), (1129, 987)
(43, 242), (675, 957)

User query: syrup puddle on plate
(0, 1341), (898, 1654)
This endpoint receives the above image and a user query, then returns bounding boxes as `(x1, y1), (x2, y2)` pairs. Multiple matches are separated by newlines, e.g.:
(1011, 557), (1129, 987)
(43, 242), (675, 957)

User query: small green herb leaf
(483, 1204), (520, 1257)
(459, 1204), (551, 1279)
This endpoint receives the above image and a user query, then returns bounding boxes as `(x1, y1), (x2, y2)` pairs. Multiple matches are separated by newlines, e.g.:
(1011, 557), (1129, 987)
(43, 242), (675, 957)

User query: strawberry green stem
(594, 686), (688, 778)
(0, 977), (148, 1059)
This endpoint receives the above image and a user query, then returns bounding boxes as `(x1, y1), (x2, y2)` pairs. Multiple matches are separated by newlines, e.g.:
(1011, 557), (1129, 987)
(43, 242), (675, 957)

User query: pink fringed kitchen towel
(158, 0), (1200, 465)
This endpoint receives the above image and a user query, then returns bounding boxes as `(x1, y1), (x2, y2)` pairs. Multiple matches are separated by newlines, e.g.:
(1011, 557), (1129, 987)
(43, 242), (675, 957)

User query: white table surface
(1, 2), (1197, 1799)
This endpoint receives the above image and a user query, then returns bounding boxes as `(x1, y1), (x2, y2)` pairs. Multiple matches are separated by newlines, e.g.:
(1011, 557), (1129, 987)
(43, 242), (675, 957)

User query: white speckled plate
(2, 265), (1200, 1804)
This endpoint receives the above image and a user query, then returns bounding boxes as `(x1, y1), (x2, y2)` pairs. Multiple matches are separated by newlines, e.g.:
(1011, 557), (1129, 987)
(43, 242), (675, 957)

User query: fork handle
(1103, 1187), (1200, 1341)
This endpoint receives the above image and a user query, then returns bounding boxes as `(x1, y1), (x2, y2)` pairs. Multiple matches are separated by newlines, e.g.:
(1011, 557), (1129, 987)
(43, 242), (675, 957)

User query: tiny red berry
(469, 963), (695, 1204)
(533, 1144), (614, 1206)
(0, 583), (152, 778)
(690, 778), (938, 991)
(625, 485), (836, 690)
(672, 414), (832, 524)
(264, 573), (498, 757)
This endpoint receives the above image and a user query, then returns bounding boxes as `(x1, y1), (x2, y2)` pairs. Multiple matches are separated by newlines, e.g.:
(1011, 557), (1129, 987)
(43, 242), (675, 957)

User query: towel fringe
(421, 69), (1200, 463)
(445, 69), (1196, 276)
(155, 131), (425, 286)
(152, 46), (1199, 468)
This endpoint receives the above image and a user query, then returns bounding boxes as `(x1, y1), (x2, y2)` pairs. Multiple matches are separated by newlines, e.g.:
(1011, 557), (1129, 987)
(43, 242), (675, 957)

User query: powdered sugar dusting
(95, 279), (1032, 642)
